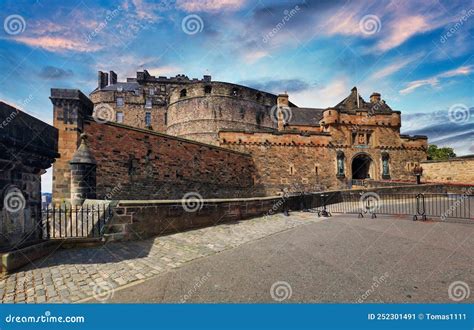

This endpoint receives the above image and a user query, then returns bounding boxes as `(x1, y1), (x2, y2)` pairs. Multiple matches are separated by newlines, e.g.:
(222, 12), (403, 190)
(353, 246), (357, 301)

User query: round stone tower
(69, 134), (97, 206)
(166, 82), (279, 145)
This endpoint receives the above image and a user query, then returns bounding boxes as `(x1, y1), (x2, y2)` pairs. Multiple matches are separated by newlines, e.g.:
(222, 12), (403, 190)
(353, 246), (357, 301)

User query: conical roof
(70, 134), (96, 165)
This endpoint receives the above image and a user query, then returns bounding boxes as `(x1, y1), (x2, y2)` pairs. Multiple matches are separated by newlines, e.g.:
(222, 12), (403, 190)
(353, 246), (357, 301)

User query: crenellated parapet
(166, 81), (286, 145)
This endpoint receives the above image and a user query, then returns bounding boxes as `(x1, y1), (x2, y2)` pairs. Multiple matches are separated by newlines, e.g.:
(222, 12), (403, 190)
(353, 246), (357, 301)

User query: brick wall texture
(83, 119), (258, 200)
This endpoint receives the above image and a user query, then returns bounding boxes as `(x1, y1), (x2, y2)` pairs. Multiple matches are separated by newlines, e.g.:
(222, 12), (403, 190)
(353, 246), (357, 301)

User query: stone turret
(70, 134), (97, 206)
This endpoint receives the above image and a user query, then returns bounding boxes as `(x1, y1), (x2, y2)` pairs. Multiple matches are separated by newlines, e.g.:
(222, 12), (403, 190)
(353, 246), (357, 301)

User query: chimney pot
(370, 92), (381, 103)
(277, 93), (289, 108)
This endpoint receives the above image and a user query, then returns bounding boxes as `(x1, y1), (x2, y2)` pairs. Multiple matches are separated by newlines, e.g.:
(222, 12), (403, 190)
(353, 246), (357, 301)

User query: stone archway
(351, 153), (374, 180)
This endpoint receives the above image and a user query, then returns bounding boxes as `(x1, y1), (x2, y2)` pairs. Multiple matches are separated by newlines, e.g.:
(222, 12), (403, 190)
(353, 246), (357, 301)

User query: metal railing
(42, 204), (113, 239)
(321, 193), (473, 220)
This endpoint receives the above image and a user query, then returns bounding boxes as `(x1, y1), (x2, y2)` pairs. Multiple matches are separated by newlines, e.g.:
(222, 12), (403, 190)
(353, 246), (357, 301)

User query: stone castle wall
(219, 129), (427, 195)
(82, 119), (258, 200)
(167, 82), (279, 145)
(0, 101), (58, 250)
(421, 157), (474, 184)
(90, 90), (168, 133)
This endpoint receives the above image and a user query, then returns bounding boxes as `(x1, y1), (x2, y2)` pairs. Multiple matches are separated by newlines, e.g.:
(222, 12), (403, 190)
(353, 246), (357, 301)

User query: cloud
(239, 78), (312, 94)
(399, 65), (473, 94)
(370, 55), (422, 80)
(176, 0), (246, 12)
(291, 78), (350, 108)
(374, 15), (431, 52)
(147, 65), (184, 76)
(402, 108), (473, 155)
(7, 3), (161, 53)
(314, 0), (455, 53)
(95, 55), (160, 78)
(38, 66), (74, 79)
(129, 0), (162, 21)
(243, 50), (270, 63)
(12, 33), (102, 52)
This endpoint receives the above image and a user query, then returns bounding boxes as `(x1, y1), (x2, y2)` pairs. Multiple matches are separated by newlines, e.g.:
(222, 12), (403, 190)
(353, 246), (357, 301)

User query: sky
(0, 0), (473, 192)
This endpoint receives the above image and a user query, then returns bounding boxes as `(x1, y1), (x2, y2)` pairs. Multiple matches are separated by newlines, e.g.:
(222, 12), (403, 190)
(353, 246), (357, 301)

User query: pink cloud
(375, 15), (431, 52)
(176, 0), (246, 12)
(399, 65), (473, 95)
(14, 36), (102, 52)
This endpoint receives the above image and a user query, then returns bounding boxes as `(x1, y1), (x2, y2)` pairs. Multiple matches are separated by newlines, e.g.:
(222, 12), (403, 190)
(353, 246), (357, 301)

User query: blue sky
(1, 0), (473, 191)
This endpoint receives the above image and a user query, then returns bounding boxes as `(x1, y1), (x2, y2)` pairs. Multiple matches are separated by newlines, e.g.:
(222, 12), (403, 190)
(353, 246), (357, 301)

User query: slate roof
(288, 107), (324, 126)
(334, 87), (392, 113)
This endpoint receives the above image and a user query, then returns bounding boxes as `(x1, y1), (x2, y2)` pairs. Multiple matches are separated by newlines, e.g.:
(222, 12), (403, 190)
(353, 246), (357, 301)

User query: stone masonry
(51, 70), (428, 202)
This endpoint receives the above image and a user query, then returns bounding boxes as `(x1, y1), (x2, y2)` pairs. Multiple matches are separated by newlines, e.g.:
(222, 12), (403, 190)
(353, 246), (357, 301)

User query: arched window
(231, 87), (239, 96)
(180, 89), (187, 98)
(204, 85), (212, 94)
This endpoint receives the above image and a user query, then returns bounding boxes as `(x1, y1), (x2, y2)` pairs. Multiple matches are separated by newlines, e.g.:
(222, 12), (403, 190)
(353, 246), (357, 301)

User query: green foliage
(427, 144), (456, 160)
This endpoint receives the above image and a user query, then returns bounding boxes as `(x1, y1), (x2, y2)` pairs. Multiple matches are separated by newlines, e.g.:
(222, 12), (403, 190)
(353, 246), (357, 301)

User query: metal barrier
(325, 193), (473, 221)
(413, 194), (427, 221)
(42, 204), (113, 239)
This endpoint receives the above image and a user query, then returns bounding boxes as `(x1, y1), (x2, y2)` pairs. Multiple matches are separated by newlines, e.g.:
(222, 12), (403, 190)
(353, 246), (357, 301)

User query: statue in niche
(358, 133), (365, 145)
(382, 159), (389, 175)
(382, 152), (390, 179)
(336, 151), (345, 177)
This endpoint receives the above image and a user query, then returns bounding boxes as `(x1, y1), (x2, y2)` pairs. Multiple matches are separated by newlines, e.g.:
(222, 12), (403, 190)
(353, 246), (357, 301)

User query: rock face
(51, 72), (429, 202)
(0, 101), (58, 251)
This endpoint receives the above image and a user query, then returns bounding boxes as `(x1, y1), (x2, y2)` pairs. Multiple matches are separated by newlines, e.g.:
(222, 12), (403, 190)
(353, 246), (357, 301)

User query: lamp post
(413, 164), (423, 185)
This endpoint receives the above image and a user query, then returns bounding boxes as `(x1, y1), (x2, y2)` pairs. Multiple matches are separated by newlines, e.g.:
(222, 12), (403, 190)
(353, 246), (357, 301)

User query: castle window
(128, 155), (138, 176)
(116, 112), (124, 123)
(160, 85), (166, 92)
(204, 85), (212, 94)
(116, 97), (124, 107)
(231, 88), (239, 96)
(315, 165), (318, 176)
(180, 89), (187, 98)
(289, 165), (295, 175)
(145, 98), (152, 109)
(149, 88), (154, 96)
(145, 112), (151, 127)
(164, 112), (167, 125)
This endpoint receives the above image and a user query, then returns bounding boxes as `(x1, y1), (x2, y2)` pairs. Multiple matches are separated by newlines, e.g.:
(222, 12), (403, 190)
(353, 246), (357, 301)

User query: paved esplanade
(1, 213), (473, 303)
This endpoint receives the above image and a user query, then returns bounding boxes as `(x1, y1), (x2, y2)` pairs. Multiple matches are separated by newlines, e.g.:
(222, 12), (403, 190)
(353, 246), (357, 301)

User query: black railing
(42, 204), (113, 239)
(351, 179), (367, 187)
(322, 193), (473, 220)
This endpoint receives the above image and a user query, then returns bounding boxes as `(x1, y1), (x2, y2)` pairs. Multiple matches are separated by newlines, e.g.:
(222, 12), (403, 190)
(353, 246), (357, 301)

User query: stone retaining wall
(421, 156), (474, 184)
(105, 192), (341, 241)
(104, 184), (447, 241)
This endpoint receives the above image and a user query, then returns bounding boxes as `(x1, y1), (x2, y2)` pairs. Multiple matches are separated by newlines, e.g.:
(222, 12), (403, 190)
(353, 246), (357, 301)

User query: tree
(427, 144), (456, 160)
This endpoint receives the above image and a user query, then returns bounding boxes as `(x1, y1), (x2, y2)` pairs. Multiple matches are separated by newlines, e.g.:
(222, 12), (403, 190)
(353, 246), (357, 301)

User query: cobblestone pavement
(0, 212), (321, 303)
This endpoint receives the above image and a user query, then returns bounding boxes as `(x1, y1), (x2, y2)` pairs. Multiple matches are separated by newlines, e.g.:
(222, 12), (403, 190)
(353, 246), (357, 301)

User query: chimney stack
(277, 92), (289, 108)
(370, 92), (381, 103)
(98, 71), (109, 89)
(109, 71), (117, 85)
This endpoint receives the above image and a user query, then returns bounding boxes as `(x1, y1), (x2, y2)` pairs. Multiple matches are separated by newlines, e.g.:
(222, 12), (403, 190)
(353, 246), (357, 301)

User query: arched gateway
(351, 154), (374, 180)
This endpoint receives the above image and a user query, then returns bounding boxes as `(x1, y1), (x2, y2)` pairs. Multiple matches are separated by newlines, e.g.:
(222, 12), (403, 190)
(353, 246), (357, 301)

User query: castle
(51, 70), (428, 204)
